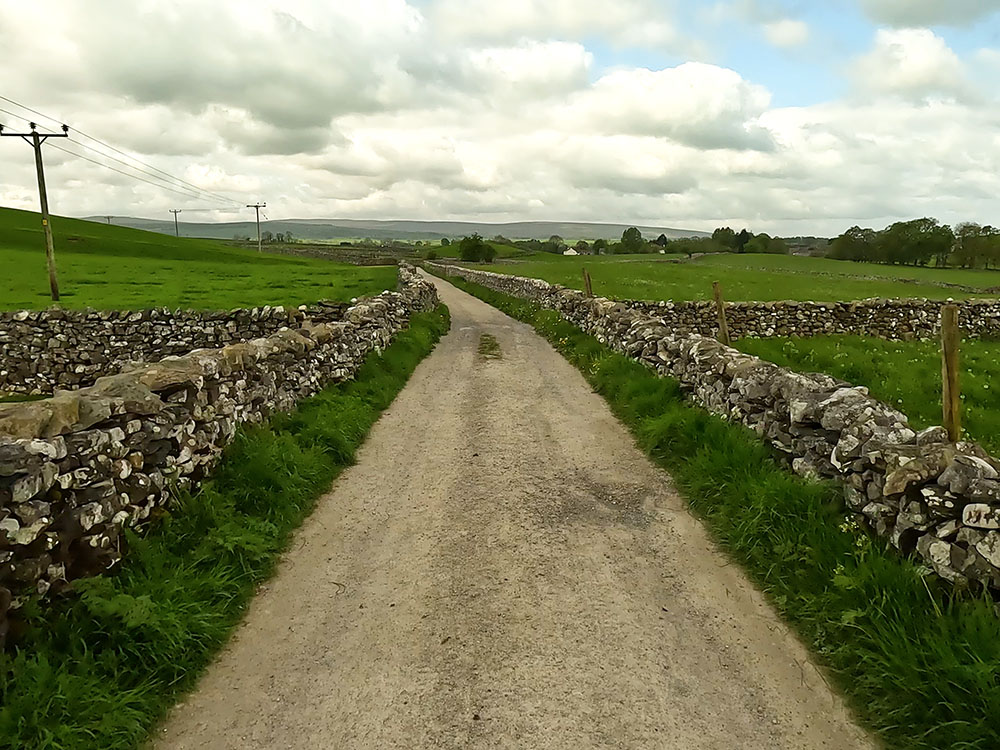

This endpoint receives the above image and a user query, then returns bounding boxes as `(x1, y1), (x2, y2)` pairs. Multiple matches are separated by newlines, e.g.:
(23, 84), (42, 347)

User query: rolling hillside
(87, 216), (709, 242)
(0, 206), (395, 310)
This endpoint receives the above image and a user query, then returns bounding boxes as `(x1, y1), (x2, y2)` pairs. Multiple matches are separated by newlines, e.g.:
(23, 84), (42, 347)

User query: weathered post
(712, 281), (730, 346)
(941, 304), (961, 442)
(582, 267), (593, 297)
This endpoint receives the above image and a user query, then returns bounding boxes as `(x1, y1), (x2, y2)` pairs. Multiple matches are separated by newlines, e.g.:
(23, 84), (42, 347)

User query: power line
(65, 136), (240, 207)
(0, 93), (244, 205)
(45, 140), (233, 206)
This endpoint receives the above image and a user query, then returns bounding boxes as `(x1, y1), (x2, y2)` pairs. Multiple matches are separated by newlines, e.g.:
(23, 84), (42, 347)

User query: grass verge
(441, 273), (1000, 750)
(0, 304), (449, 750)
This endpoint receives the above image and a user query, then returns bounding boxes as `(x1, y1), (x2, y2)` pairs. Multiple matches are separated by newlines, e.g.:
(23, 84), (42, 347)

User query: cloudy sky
(0, 0), (998, 236)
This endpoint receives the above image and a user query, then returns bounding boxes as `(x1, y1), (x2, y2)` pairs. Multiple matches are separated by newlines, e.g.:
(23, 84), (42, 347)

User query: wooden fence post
(941, 304), (961, 442)
(712, 281), (731, 346)
(582, 267), (593, 297)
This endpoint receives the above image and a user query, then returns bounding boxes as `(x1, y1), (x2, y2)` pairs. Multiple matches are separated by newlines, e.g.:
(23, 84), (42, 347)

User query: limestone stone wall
(426, 262), (1000, 340)
(0, 264), (437, 637)
(0, 302), (348, 395)
(432, 262), (1000, 591)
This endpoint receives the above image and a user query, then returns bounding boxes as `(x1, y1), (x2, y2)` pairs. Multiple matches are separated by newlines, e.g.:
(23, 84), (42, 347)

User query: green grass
(483, 252), (1000, 302)
(0, 207), (396, 310)
(0, 305), (449, 750)
(734, 336), (1000, 455)
(441, 272), (1000, 750)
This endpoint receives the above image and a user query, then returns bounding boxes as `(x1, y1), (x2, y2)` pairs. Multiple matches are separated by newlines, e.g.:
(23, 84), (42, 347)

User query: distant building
(563, 248), (579, 256)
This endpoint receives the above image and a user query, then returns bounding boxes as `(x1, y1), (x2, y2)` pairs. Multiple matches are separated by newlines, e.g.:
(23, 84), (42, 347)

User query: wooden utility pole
(582, 267), (593, 297)
(941, 304), (961, 442)
(169, 209), (182, 237)
(103, 215), (113, 224)
(246, 202), (266, 252)
(1, 121), (69, 301)
(712, 281), (731, 346)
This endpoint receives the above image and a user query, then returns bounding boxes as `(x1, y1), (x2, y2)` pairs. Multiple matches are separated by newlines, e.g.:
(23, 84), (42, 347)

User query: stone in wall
(0, 264), (437, 640)
(430, 262), (1000, 592)
(0, 302), (349, 396)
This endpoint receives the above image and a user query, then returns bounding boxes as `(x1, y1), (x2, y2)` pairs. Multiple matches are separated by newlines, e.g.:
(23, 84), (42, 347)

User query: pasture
(0, 207), (395, 311)
(484, 252), (1000, 302)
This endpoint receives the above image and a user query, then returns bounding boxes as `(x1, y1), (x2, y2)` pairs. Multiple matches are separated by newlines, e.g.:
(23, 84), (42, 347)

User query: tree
(828, 226), (877, 261)
(621, 227), (644, 254)
(275, 232), (286, 243)
(878, 218), (953, 266)
(458, 234), (495, 262)
(441, 237), (451, 246)
(735, 229), (753, 253)
(654, 233), (669, 247)
(284, 230), (294, 243)
(575, 240), (591, 254)
(954, 223), (1000, 268)
(745, 233), (789, 254)
(261, 230), (274, 244)
(592, 238), (608, 255)
(712, 227), (737, 249)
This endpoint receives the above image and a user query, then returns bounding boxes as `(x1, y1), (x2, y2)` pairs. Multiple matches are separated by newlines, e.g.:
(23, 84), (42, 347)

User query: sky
(0, 0), (999, 236)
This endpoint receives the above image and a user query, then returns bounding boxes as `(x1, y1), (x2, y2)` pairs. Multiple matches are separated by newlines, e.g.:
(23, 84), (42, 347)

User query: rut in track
(154, 272), (874, 750)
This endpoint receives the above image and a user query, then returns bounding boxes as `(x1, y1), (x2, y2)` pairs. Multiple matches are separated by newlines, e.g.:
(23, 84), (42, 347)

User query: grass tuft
(445, 274), (1000, 750)
(0, 305), (449, 750)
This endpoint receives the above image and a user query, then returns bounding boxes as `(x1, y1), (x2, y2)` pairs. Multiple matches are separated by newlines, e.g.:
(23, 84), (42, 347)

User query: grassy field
(0, 305), (449, 750)
(0, 207), (396, 310)
(443, 271), (1000, 750)
(482, 252), (1000, 302)
(736, 336), (1000, 455)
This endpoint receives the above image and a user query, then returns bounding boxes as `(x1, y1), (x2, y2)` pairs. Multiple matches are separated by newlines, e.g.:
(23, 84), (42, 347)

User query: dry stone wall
(1, 302), (348, 395)
(432, 263), (1000, 592)
(0, 264), (436, 638)
(427, 262), (1000, 340)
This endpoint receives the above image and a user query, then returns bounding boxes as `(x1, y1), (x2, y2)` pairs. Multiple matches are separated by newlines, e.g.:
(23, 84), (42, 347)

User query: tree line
(827, 218), (1000, 268)
(478, 226), (788, 257)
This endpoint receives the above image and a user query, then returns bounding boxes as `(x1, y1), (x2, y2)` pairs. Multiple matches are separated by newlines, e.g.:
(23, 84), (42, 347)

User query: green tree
(458, 234), (495, 262)
(712, 227), (737, 249)
(575, 240), (591, 254)
(621, 227), (644, 254)
(735, 228), (753, 253)
(745, 233), (789, 254)
(592, 238), (608, 255)
(828, 226), (877, 261)
(441, 237), (451, 246)
(654, 233), (668, 247)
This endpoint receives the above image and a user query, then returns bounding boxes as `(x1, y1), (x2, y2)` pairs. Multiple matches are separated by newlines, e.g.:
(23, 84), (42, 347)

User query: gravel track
(154, 273), (875, 750)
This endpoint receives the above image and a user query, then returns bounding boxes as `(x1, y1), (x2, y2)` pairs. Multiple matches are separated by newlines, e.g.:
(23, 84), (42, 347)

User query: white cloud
(762, 19), (809, 48)
(851, 28), (970, 101)
(0, 0), (999, 238)
(429, 0), (689, 52)
(567, 63), (774, 150)
(858, 0), (1000, 27)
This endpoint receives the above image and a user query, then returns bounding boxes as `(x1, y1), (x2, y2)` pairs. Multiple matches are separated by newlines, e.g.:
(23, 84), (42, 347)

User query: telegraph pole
(246, 202), (265, 252)
(103, 215), (113, 224)
(0, 121), (69, 301)
(169, 209), (182, 237)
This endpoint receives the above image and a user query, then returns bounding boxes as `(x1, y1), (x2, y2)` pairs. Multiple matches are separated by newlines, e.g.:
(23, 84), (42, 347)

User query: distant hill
(84, 216), (709, 242)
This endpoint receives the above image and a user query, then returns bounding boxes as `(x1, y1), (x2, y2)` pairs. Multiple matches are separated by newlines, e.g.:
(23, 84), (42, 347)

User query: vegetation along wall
(0, 302), (349, 395)
(431, 262), (1000, 592)
(0, 264), (437, 638)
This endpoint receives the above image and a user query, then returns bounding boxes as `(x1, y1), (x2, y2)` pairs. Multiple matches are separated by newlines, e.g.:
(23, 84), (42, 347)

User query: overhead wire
(44, 141), (234, 208)
(0, 93), (244, 207)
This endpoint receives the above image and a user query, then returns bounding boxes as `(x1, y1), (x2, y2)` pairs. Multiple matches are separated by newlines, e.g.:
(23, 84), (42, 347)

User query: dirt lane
(154, 273), (875, 750)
